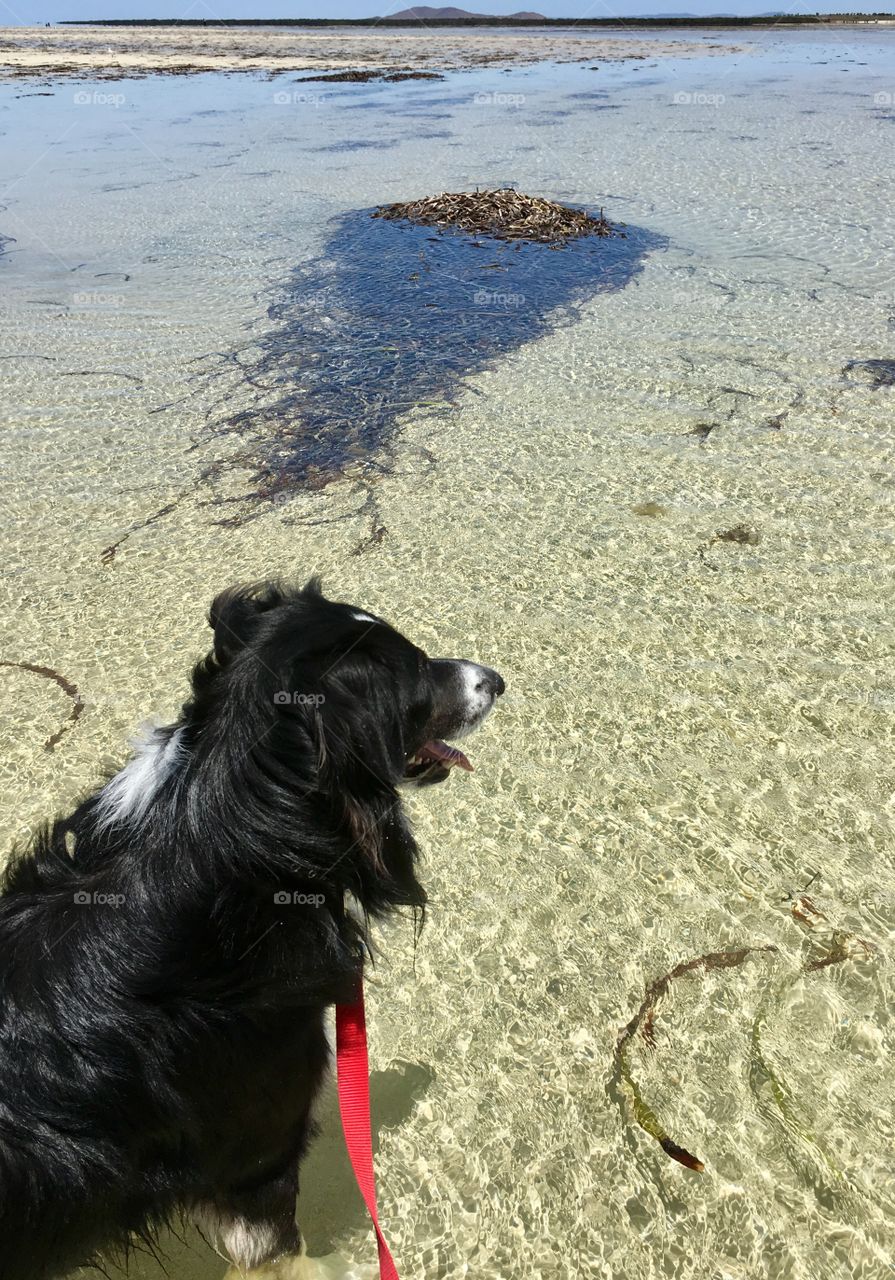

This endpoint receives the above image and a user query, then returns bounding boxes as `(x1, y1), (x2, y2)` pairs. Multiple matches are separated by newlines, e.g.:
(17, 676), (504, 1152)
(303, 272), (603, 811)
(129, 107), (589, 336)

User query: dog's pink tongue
(419, 740), (473, 772)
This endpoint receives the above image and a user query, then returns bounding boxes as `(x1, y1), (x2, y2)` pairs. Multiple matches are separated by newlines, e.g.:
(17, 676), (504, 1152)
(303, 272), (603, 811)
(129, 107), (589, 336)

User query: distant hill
(383, 6), (546, 18)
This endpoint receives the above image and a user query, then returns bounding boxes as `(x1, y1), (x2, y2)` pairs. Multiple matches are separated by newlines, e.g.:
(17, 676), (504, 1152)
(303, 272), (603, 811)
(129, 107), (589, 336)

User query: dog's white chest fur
(94, 723), (185, 829)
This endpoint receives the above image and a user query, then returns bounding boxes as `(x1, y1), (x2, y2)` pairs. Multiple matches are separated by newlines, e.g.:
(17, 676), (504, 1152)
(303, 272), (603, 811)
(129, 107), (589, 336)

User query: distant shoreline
(60, 14), (895, 27)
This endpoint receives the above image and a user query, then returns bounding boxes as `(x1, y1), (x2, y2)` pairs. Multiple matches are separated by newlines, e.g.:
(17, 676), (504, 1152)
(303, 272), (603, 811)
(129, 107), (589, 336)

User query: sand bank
(0, 24), (742, 80)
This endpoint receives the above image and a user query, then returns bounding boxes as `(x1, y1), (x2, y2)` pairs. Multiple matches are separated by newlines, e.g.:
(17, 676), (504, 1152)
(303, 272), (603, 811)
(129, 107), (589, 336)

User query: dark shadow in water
(309, 138), (400, 153)
(397, 109), (454, 119)
(207, 206), (666, 509)
(843, 358), (895, 388)
(297, 1059), (435, 1255)
(0, 232), (13, 259)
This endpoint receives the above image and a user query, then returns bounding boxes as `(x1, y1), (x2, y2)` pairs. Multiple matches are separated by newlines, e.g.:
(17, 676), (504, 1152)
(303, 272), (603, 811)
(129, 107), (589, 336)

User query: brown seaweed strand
(0, 660), (84, 752)
(789, 893), (877, 971)
(659, 1138), (705, 1172)
(616, 946), (778, 1172)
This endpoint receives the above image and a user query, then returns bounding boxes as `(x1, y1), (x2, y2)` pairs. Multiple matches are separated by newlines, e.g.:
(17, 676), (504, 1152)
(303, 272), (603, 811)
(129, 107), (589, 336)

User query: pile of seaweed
(373, 187), (617, 243)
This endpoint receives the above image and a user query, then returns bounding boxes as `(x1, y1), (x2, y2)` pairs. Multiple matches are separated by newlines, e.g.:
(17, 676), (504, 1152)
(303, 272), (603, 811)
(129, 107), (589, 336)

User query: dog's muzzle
(405, 660), (505, 785)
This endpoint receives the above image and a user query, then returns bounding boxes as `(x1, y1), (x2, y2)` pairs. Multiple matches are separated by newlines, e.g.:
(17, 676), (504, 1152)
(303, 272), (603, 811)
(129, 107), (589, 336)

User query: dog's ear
(307, 669), (420, 892)
(208, 581), (286, 663)
(312, 705), (422, 905)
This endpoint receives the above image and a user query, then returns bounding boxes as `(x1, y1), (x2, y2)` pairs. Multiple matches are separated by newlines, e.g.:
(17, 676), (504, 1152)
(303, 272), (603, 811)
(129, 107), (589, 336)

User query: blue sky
(7, 0), (891, 23)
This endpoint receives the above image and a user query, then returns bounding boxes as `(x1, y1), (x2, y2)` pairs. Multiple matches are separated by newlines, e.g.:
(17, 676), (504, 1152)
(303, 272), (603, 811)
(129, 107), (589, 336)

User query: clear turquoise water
(1, 26), (894, 1280)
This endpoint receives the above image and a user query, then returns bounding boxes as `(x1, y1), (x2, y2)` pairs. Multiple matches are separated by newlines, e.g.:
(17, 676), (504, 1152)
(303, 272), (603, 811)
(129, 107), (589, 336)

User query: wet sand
(0, 24), (742, 80)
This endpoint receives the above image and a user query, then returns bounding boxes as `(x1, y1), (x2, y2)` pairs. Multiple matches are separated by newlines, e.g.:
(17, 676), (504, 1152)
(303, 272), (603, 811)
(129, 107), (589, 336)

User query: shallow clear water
(1, 25), (894, 1280)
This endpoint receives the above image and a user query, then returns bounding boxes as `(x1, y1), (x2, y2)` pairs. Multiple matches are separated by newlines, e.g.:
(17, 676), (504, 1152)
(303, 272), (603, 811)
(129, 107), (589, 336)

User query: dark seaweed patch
(842, 357), (895, 388)
(309, 139), (399, 153)
(698, 521), (761, 568)
(402, 93), (473, 108)
(715, 522), (760, 545)
(202, 206), (664, 515)
(294, 68), (444, 84)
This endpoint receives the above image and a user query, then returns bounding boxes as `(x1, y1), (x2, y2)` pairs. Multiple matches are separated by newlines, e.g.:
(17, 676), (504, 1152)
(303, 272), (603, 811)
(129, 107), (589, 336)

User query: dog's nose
(474, 666), (505, 699)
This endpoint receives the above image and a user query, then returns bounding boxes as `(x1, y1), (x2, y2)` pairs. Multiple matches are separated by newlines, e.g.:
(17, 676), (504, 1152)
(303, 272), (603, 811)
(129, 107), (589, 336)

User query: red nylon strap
(335, 988), (401, 1280)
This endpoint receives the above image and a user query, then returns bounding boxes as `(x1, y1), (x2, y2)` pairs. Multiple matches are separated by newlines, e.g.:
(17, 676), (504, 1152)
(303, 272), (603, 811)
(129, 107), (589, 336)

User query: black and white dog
(0, 578), (503, 1280)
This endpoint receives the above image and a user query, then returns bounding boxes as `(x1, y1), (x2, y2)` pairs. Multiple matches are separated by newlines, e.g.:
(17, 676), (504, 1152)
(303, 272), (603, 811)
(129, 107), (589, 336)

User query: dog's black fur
(0, 578), (503, 1279)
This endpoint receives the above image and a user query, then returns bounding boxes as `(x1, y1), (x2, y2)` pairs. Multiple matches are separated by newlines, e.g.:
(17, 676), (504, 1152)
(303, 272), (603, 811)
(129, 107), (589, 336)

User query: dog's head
(208, 577), (503, 785)
(202, 578), (504, 906)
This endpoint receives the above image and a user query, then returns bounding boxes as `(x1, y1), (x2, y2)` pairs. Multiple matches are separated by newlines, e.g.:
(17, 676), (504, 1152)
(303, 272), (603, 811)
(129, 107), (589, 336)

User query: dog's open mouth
(405, 739), (473, 783)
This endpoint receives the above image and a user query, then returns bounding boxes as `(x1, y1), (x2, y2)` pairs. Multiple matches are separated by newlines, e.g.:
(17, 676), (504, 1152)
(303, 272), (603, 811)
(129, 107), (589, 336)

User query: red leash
(336, 985), (401, 1280)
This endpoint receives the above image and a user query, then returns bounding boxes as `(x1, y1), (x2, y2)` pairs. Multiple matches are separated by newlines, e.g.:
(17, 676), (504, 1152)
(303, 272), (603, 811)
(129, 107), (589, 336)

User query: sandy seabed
(2, 24), (894, 1280)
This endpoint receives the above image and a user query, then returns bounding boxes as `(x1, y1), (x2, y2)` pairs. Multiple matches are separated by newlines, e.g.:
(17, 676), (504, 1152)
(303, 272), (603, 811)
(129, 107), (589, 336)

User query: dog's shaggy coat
(0, 579), (503, 1279)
